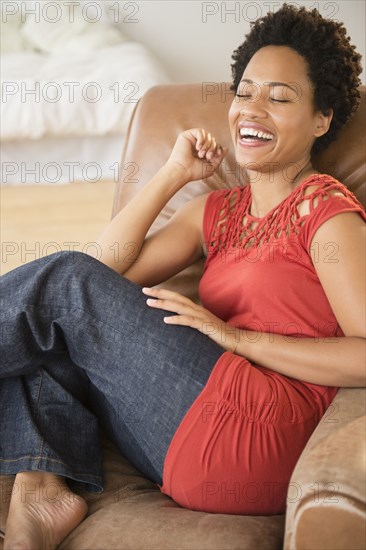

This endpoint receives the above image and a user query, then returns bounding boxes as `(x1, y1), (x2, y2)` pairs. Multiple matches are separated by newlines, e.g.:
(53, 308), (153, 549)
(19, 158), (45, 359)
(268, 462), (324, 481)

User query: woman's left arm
(232, 211), (366, 387)
(144, 211), (365, 387)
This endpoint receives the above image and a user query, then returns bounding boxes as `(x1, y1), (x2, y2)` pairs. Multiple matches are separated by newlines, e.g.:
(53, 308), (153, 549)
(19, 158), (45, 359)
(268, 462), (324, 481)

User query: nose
(239, 99), (267, 119)
(240, 107), (257, 117)
(228, 89), (268, 130)
(231, 84), (268, 119)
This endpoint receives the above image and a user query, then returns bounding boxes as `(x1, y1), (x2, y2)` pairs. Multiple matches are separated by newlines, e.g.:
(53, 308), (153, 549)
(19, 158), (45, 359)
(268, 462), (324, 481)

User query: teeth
(239, 127), (273, 140)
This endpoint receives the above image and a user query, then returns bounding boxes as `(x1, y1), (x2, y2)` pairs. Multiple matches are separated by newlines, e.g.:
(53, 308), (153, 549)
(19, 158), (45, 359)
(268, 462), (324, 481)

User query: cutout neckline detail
(207, 173), (359, 254)
(246, 174), (320, 221)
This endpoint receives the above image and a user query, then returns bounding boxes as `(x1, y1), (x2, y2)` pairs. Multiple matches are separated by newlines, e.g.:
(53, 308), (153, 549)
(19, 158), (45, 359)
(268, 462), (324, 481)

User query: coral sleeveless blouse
(159, 174), (366, 515)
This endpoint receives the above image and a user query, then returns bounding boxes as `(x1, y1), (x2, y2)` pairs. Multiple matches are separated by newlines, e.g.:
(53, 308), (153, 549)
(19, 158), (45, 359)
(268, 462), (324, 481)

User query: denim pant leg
(0, 358), (104, 491)
(0, 251), (225, 488)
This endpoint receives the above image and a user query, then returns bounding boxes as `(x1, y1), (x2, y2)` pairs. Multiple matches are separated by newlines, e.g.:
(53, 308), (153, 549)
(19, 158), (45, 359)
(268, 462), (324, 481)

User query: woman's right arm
(92, 128), (227, 286)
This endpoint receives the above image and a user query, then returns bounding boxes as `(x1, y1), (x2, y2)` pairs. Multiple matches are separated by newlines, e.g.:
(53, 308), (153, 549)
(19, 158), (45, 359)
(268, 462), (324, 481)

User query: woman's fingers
(142, 287), (196, 310)
(206, 136), (217, 159)
(195, 129), (206, 154)
(143, 290), (211, 331)
(142, 286), (238, 352)
(142, 287), (188, 300)
(193, 129), (224, 161)
(142, 287), (205, 321)
(163, 314), (202, 330)
(196, 129), (210, 158)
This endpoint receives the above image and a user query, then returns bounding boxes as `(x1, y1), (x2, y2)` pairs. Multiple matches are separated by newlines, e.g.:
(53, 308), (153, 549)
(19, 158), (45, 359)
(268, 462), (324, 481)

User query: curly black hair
(230, 3), (363, 155)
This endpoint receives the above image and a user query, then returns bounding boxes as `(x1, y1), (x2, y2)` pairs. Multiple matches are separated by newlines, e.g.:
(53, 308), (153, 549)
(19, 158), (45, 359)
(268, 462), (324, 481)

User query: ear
(313, 108), (333, 138)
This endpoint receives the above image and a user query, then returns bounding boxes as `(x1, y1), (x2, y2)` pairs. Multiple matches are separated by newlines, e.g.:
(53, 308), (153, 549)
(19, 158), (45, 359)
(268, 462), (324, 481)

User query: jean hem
(0, 456), (103, 493)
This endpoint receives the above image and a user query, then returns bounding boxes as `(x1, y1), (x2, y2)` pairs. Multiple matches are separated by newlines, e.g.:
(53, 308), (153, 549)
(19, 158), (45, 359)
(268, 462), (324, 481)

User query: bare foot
(4, 471), (88, 550)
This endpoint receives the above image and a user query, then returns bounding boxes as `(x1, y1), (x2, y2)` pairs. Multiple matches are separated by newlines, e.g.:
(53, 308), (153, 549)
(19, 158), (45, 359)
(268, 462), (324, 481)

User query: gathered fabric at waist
(159, 351), (338, 515)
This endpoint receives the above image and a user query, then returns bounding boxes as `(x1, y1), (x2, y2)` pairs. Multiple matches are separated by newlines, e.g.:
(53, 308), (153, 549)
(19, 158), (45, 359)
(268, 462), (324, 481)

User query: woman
(1, 4), (365, 548)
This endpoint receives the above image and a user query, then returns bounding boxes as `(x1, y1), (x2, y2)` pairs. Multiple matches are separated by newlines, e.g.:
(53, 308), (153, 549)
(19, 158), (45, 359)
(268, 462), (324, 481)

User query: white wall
(104, 0), (365, 84)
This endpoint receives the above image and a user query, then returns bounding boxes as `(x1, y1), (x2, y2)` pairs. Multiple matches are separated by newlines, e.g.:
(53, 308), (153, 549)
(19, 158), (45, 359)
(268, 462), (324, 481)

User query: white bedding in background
(20, 1), (127, 54)
(1, 42), (170, 141)
(1, 134), (125, 185)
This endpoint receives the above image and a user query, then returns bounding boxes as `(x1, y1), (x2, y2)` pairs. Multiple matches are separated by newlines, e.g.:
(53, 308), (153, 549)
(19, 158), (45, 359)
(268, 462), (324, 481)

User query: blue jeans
(0, 251), (225, 492)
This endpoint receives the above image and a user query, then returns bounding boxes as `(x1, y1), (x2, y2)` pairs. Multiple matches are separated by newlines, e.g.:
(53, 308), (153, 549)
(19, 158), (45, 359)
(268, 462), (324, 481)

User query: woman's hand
(142, 287), (240, 353)
(166, 128), (228, 182)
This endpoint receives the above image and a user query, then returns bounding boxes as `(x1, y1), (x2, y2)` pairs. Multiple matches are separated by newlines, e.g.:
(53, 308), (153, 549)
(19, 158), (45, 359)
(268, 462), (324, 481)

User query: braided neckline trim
(209, 173), (355, 253)
(246, 173), (324, 221)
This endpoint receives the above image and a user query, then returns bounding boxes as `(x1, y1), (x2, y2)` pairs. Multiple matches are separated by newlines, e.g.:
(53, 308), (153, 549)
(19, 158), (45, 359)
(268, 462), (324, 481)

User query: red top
(159, 174), (365, 515)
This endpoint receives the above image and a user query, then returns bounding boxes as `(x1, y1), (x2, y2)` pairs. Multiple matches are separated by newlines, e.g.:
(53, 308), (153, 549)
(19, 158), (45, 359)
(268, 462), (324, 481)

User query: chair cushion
(61, 437), (285, 549)
(0, 435), (285, 549)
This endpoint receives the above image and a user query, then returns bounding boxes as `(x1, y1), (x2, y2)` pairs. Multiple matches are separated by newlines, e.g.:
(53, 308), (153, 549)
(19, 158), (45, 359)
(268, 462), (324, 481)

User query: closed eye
(236, 94), (290, 103)
(270, 98), (290, 103)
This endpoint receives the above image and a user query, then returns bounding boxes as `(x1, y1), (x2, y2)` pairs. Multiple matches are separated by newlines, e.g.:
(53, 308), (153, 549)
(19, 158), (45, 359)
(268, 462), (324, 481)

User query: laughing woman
(1, 4), (365, 549)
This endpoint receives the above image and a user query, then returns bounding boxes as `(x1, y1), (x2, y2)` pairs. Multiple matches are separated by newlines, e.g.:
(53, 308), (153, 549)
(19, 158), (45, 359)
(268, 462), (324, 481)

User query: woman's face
(228, 45), (332, 174)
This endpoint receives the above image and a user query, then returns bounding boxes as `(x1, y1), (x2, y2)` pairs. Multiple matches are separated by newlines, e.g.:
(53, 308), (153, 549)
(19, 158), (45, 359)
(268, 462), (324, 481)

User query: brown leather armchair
(1, 85), (365, 549)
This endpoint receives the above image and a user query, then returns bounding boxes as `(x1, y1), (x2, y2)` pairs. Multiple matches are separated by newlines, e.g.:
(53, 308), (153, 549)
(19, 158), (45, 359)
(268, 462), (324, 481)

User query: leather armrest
(284, 387), (366, 549)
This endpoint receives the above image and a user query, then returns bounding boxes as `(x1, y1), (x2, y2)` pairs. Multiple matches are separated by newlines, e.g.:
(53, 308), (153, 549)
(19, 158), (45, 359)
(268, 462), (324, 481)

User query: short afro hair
(230, 3), (363, 155)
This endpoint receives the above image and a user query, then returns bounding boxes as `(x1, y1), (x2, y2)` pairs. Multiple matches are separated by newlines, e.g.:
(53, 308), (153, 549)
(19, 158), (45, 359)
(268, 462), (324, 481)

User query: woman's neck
(246, 160), (316, 218)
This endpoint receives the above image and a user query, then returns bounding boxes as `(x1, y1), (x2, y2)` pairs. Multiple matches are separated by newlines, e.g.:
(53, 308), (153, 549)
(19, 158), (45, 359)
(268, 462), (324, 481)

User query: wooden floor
(1, 180), (116, 274)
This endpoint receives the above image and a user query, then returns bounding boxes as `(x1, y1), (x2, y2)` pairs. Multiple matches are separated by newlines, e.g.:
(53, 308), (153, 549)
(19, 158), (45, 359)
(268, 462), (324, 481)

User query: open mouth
(238, 127), (274, 143)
